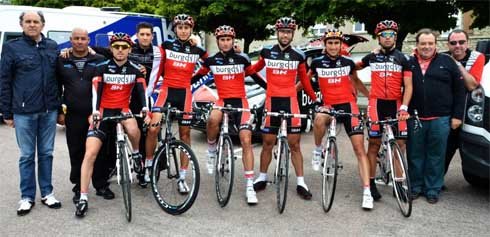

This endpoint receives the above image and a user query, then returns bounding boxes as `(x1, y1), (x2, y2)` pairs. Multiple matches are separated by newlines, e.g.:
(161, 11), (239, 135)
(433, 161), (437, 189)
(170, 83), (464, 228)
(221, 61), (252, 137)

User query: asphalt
(0, 124), (488, 236)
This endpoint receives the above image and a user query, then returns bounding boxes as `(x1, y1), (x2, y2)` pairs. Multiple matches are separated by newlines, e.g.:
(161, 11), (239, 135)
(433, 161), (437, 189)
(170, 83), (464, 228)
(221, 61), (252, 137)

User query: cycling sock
(254, 172), (267, 183)
(363, 186), (371, 195)
(297, 176), (308, 190)
(133, 149), (139, 154)
(179, 169), (187, 180)
(370, 178), (376, 186)
(207, 139), (217, 152)
(145, 159), (153, 168)
(80, 193), (88, 201)
(315, 146), (322, 153)
(244, 171), (254, 186)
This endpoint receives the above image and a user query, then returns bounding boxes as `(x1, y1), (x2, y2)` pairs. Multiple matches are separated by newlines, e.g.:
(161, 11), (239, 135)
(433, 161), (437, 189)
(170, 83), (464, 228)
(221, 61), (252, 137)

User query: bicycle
(370, 110), (421, 217)
(211, 104), (256, 207)
(95, 113), (143, 222)
(313, 107), (364, 213)
(261, 109), (311, 214)
(150, 103), (201, 215)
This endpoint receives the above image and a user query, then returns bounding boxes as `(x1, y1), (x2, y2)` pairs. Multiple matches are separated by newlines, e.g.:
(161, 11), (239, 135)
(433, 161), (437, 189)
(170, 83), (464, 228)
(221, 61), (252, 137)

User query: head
(70, 28), (90, 55)
(173, 14), (194, 41)
(19, 11), (45, 40)
(322, 29), (343, 58)
(136, 22), (154, 48)
(109, 32), (133, 62)
(375, 20), (398, 50)
(275, 17), (296, 47)
(215, 25), (236, 53)
(415, 28), (438, 60)
(447, 29), (469, 60)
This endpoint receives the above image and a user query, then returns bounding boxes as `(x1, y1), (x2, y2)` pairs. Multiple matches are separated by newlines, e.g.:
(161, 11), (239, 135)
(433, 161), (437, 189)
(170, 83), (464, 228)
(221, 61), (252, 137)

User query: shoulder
(128, 60), (142, 70)
(291, 47), (306, 60)
(237, 53), (251, 63)
(96, 59), (110, 67)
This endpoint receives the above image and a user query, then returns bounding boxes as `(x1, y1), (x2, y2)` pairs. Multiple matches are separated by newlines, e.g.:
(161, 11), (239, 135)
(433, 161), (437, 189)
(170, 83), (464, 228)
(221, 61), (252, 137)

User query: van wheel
(463, 169), (489, 189)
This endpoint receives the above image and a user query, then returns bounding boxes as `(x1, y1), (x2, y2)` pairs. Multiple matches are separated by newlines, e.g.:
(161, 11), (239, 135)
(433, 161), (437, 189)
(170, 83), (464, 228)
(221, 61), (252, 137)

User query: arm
(450, 60), (466, 122)
(297, 62), (317, 101)
(0, 44), (15, 123)
(190, 65), (210, 85)
(91, 75), (103, 113)
(92, 46), (112, 59)
(245, 64), (267, 89)
(56, 58), (66, 125)
(146, 46), (165, 98)
(135, 76), (148, 109)
(457, 54), (484, 91)
(251, 56), (266, 73)
(351, 70), (369, 98)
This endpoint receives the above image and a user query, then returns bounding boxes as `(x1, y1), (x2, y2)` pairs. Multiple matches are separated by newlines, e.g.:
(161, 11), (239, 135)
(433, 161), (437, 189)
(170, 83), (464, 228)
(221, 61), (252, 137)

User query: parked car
(459, 41), (490, 188)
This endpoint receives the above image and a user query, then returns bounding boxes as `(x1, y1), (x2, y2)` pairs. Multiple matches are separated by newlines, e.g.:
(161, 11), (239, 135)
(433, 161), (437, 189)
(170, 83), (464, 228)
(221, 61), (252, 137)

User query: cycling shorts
(215, 98), (253, 131)
(87, 108), (130, 141)
(327, 101), (363, 137)
(367, 98), (407, 139)
(152, 86), (192, 126)
(261, 96), (301, 135)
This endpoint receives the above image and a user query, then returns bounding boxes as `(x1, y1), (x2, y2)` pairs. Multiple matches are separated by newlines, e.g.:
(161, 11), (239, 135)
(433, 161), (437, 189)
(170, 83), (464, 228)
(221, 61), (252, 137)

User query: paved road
(0, 124), (488, 236)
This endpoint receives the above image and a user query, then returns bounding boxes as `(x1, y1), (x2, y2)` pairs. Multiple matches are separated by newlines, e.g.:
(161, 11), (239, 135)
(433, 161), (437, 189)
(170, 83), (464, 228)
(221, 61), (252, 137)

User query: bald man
(1, 11), (61, 215)
(56, 28), (113, 205)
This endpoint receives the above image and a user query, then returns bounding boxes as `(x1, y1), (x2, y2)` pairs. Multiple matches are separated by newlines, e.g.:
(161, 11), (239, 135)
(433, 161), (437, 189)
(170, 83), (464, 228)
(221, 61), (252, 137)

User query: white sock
(363, 187), (371, 195)
(133, 149), (139, 154)
(207, 139), (217, 152)
(179, 169), (187, 180)
(246, 178), (254, 187)
(297, 176), (308, 190)
(315, 146), (322, 152)
(254, 172), (268, 183)
(145, 159), (153, 168)
(80, 193), (88, 201)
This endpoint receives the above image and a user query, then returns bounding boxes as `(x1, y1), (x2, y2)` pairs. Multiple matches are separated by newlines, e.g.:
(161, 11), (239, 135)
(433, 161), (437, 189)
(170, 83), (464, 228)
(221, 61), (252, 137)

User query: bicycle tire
(389, 141), (412, 217)
(276, 137), (289, 214)
(215, 135), (234, 207)
(118, 142), (132, 222)
(322, 139), (338, 212)
(377, 152), (390, 185)
(151, 140), (200, 215)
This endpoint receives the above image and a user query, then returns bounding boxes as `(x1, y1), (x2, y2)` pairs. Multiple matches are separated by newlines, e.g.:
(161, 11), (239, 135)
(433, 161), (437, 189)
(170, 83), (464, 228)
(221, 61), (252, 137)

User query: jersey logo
(370, 62), (403, 72)
(103, 74), (136, 84)
(316, 66), (350, 78)
(210, 64), (244, 75)
(166, 50), (200, 63)
(265, 59), (299, 70)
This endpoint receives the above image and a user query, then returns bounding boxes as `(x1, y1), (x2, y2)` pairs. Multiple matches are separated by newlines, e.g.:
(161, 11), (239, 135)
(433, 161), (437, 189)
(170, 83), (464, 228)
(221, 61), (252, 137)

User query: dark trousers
(65, 113), (111, 192)
(444, 127), (461, 174)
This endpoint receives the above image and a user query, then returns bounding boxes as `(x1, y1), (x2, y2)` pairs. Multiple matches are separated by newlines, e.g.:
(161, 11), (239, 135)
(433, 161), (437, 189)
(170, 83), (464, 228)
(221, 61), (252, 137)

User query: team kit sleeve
(298, 61), (318, 101)
(190, 58), (211, 84)
(243, 55), (267, 89)
(469, 53), (485, 84)
(449, 59), (465, 120)
(251, 49), (266, 73)
(91, 67), (104, 113)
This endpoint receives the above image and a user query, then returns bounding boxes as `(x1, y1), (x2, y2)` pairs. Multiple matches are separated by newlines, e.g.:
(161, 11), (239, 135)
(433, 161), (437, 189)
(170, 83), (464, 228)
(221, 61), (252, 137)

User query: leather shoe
(96, 187), (115, 200)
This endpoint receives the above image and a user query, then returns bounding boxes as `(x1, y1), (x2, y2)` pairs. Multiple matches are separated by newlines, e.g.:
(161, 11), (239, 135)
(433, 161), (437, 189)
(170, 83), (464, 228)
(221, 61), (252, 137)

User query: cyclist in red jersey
(146, 14), (208, 194)
(251, 17), (320, 200)
(308, 29), (373, 209)
(76, 33), (149, 217)
(191, 25), (266, 204)
(355, 20), (413, 201)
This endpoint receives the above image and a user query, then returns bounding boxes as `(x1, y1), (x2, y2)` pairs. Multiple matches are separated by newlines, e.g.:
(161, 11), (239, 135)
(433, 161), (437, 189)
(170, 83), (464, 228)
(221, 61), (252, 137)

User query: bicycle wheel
(376, 152), (390, 185)
(276, 137), (289, 214)
(322, 139), (338, 212)
(389, 141), (412, 217)
(151, 140), (200, 215)
(118, 142), (132, 222)
(215, 135), (234, 207)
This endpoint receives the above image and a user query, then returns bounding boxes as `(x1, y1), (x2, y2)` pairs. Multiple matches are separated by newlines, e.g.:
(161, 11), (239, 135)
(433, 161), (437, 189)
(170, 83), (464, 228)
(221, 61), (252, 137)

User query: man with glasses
(356, 20), (413, 201)
(75, 32), (150, 217)
(443, 29), (485, 179)
(251, 17), (320, 200)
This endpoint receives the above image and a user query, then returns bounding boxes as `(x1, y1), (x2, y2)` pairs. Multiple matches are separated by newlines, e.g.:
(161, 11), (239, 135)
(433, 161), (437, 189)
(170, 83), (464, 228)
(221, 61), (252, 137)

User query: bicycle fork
(116, 123), (133, 185)
(274, 119), (288, 181)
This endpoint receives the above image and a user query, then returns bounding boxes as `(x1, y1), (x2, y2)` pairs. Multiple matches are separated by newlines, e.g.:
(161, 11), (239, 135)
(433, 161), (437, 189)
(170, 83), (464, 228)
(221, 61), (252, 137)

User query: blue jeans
(14, 111), (57, 201)
(407, 116), (450, 198)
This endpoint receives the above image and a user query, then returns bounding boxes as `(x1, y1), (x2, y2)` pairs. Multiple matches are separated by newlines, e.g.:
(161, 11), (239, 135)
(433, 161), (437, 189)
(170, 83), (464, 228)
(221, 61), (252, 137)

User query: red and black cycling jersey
(92, 59), (147, 112)
(159, 39), (207, 89)
(357, 49), (412, 100)
(192, 49), (266, 99)
(252, 45), (317, 100)
(309, 55), (356, 105)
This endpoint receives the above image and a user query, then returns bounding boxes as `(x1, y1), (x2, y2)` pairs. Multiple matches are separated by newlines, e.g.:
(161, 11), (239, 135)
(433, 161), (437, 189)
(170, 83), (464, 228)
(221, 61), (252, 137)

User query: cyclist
(251, 17), (320, 200)
(191, 25), (267, 204)
(146, 14), (208, 194)
(356, 20), (413, 201)
(308, 29), (373, 209)
(75, 32), (150, 217)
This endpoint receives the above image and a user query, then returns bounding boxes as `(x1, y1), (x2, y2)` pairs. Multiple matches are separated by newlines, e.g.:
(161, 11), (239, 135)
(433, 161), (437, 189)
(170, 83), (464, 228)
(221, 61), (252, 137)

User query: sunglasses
(111, 43), (130, 50)
(378, 31), (397, 38)
(449, 40), (466, 46)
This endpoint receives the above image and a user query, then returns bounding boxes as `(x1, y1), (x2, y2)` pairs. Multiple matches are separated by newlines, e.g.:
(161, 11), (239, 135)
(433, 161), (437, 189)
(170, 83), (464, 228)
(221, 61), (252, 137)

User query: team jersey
(92, 59), (147, 112)
(252, 45), (317, 100)
(193, 50), (264, 99)
(358, 49), (412, 100)
(159, 39), (207, 89)
(443, 49), (485, 84)
(310, 55), (356, 105)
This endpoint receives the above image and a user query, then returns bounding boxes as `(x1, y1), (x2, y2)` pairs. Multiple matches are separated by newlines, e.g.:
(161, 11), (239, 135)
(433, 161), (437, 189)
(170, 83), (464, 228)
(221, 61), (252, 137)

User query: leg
(367, 138), (382, 179)
(122, 118), (141, 151)
(288, 133), (304, 177)
(259, 133), (276, 173)
(145, 112), (162, 161)
(444, 127), (460, 175)
(205, 110), (222, 174)
(407, 119), (428, 196)
(350, 135), (370, 187)
(179, 125), (191, 169)
(240, 129), (254, 172)
(13, 113), (38, 201)
(313, 114), (330, 147)
(36, 111), (59, 202)
(80, 137), (104, 194)
(65, 113), (89, 192)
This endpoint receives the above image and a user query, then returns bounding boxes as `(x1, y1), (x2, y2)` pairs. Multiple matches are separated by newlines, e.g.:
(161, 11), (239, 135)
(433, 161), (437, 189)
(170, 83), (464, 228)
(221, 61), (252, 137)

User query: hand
(57, 114), (65, 125)
(189, 35), (199, 46)
(141, 107), (151, 124)
(397, 110), (410, 121)
(451, 118), (462, 129)
(371, 46), (381, 54)
(139, 65), (147, 76)
(59, 48), (71, 58)
(88, 46), (96, 55)
(312, 98), (323, 108)
(4, 119), (14, 128)
(233, 43), (242, 53)
(90, 111), (100, 125)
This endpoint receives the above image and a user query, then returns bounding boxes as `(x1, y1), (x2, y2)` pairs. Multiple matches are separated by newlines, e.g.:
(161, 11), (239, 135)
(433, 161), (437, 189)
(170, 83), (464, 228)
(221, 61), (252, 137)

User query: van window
(3, 32), (22, 44)
(47, 31), (71, 44)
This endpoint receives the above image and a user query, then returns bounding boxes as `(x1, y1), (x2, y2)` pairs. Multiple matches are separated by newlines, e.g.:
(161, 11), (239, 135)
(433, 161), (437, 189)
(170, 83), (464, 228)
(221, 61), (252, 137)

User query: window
(47, 31), (71, 44)
(353, 22), (366, 33)
(3, 32), (22, 44)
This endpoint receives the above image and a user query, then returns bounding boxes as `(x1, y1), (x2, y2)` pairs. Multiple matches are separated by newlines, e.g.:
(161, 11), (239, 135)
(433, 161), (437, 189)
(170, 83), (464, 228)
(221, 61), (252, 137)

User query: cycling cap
(375, 20), (399, 34)
(110, 32), (133, 46)
(275, 17), (297, 30)
(173, 14), (194, 28)
(215, 25), (236, 38)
